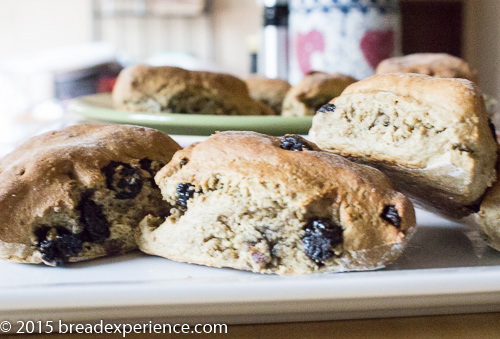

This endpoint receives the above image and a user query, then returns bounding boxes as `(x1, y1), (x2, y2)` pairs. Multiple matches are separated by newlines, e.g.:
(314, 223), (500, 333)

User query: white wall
(212, 0), (262, 76)
(464, 0), (500, 101)
(0, 0), (93, 58)
(0, 0), (262, 77)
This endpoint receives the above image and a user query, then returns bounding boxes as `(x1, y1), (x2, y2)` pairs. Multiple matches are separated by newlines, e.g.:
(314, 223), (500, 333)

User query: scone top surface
(246, 77), (291, 96)
(311, 73), (497, 216)
(0, 124), (181, 264)
(245, 77), (292, 114)
(282, 72), (357, 117)
(376, 53), (478, 83)
(140, 131), (415, 274)
(112, 65), (273, 115)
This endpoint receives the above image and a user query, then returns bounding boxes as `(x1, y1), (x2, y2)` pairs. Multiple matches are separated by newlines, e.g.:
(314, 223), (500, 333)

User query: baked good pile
(112, 65), (358, 118)
(1, 53), (500, 275)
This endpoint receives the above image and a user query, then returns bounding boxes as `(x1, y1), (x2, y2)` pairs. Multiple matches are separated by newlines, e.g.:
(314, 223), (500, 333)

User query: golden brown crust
(113, 65), (274, 115)
(245, 77), (291, 115)
(342, 73), (484, 123)
(140, 131), (416, 274)
(376, 53), (479, 83)
(282, 72), (357, 117)
(0, 124), (181, 264)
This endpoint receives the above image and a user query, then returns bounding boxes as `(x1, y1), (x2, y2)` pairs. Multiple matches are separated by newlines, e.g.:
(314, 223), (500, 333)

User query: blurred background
(0, 0), (499, 137)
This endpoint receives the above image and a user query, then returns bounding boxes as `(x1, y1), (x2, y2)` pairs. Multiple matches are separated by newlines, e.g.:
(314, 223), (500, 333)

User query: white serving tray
(1, 209), (500, 327)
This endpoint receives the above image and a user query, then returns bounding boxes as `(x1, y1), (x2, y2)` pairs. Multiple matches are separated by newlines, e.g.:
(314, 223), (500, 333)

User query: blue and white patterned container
(289, 0), (401, 83)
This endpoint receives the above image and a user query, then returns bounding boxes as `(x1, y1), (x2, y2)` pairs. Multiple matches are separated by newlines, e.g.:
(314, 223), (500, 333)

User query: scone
(376, 53), (478, 83)
(311, 73), (498, 218)
(113, 65), (274, 116)
(281, 72), (357, 117)
(477, 175), (500, 251)
(245, 77), (291, 115)
(376, 53), (497, 117)
(0, 124), (181, 266)
(137, 131), (415, 275)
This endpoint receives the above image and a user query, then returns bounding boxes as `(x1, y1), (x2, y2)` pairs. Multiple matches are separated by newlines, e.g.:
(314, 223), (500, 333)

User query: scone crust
(376, 53), (478, 83)
(138, 131), (415, 274)
(478, 167), (500, 251)
(311, 73), (498, 217)
(245, 77), (291, 115)
(113, 65), (274, 115)
(0, 124), (181, 264)
(282, 72), (357, 117)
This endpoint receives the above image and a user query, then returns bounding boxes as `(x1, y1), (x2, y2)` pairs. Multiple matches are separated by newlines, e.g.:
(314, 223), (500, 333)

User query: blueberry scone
(376, 53), (478, 83)
(281, 72), (357, 117)
(0, 124), (181, 266)
(113, 65), (274, 116)
(245, 77), (291, 115)
(311, 73), (498, 217)
(137, 131), (415, 275)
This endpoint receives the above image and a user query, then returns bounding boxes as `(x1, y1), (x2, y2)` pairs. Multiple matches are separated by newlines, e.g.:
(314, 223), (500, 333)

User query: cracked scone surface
(311, 73), (498, 217)
(137, 131), (415, 275)
(0, 124), (181, 266)
(113, 65), (274, 116)
(376, 53), (478, 83)
(281, 72), (357, 117)
(246, 77), (291, 115)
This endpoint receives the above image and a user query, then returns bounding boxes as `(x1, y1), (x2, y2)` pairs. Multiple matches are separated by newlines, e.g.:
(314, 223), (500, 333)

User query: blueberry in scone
(0, 124), (181, 266)
(311, 73), (498, 218)
(137, 131), (415, 275)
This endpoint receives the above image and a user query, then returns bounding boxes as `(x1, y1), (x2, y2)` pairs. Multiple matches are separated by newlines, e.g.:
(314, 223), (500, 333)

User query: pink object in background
(296, 30), (325, 74)
(360, 29), (395, 69)
(289, 0), (401, 84)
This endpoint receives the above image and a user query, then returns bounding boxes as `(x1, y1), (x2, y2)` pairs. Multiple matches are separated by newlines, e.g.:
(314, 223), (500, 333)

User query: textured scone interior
(112, 65), (273, 115)
(28, 159), (167, 266)
(137, 131), (415, 275)
(0, 125), (181, 266)
(311, 74), (498, 217)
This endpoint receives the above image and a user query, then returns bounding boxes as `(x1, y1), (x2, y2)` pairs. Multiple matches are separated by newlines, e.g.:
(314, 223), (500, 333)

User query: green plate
(68, 93), (313, 136)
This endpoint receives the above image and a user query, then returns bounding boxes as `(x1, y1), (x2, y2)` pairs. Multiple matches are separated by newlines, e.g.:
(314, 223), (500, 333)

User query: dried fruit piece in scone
(0, 124), (181, 266)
